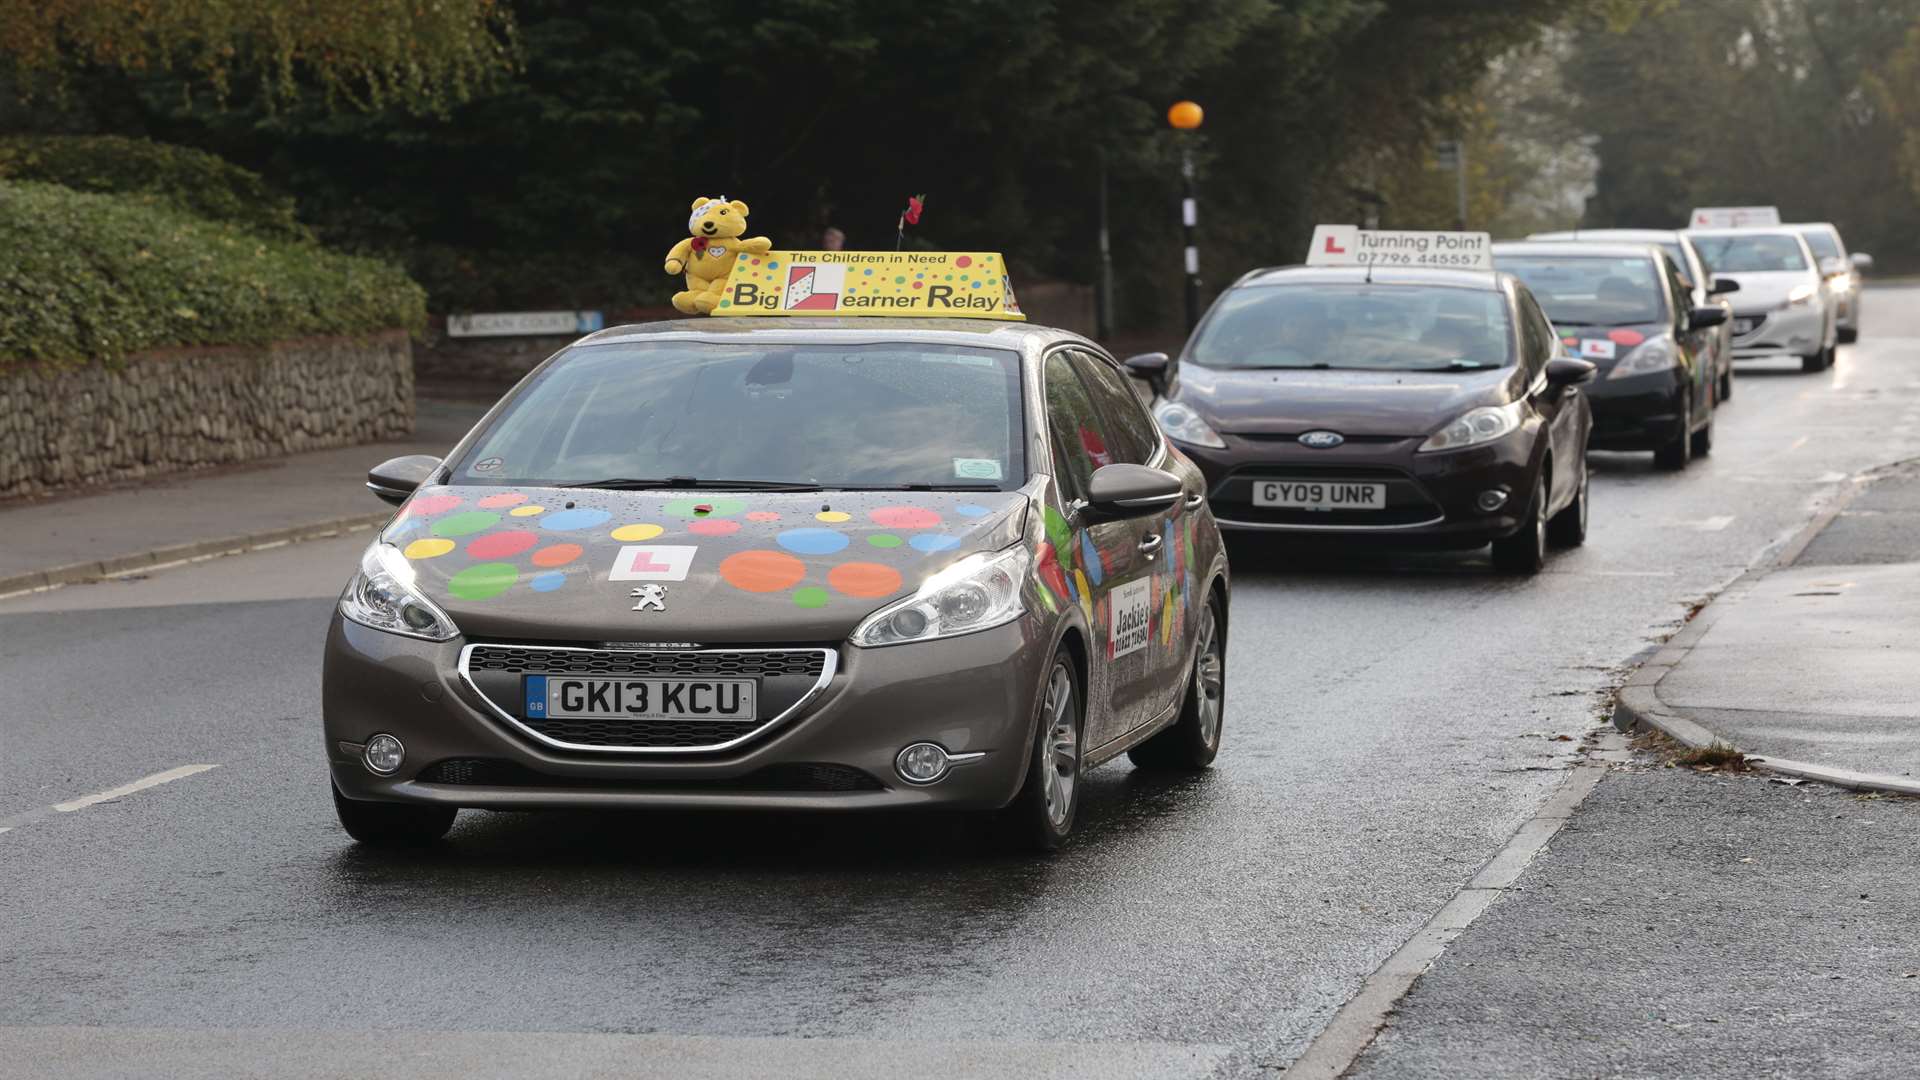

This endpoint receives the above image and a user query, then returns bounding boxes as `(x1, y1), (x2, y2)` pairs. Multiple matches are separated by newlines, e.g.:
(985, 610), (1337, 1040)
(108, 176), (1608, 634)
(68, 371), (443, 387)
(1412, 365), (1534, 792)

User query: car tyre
(1001, 656), (1083, 852)
(1718, 365), (1733, 403)
(1838, 326), (1858, 344)
(1129, 592), (1225, 771)
(332, 781), (456, 847)
(1490, 473), (1548, 575)
(1801, 346), (1834, 373)
(1654, 389), (1693, 470)
(1547, 457), (1588, 548)
(1691, 411), (1714, 457)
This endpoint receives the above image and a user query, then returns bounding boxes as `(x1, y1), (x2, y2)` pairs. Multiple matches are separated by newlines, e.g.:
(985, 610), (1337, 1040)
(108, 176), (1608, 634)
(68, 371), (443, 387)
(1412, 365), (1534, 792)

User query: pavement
(3, 288), (1920, 1079)
(1616, 461), (1920, 792)
(1350, 749), (1920, 1080)
(0, 398), (485, 597)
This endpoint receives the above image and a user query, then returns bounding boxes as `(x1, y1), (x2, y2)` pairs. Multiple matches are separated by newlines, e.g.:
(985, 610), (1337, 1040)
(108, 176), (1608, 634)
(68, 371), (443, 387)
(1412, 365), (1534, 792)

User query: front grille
(468, 645), (824, 679)
(416, 758), (883, 792)
(1235, 432), (1409, 445)
(525, 717), (762, 748)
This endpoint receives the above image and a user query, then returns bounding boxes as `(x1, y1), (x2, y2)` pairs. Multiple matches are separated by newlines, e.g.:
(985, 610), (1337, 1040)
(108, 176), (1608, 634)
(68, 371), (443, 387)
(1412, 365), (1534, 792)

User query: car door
(1515, 288), (1583, 508)
(1680, 238), (1731, 380)
(1041, 348), (1143, 750)
(1065, 347), (1188, 741)
(1663, 254), (1711, 415)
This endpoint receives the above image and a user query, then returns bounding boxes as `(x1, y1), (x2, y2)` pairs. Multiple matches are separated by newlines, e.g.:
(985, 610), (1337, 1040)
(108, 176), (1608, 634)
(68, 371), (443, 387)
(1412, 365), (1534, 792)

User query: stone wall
(0, 330), (413, 499)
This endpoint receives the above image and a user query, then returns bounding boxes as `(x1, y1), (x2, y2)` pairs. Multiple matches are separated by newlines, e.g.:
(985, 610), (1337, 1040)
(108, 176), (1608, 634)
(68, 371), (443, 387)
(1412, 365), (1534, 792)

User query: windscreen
(1689, 233), (1810, 272)
(1188, 284), (1514, 371)
(450, 342), (1025, 489)
(1796, 228), (1841, 261)
(1498, 255), (1668, 326)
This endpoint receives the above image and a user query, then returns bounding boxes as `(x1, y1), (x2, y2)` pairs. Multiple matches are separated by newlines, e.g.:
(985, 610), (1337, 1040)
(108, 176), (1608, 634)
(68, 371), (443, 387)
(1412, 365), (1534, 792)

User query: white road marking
(1787, 436), (1810, 452)
(53, 764), (220, 813)
(1687, 515), (1736, 531)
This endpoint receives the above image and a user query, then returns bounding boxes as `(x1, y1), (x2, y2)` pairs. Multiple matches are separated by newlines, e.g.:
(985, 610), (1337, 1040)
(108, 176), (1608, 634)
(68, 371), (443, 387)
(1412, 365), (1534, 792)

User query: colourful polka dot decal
(405, 494), (462, 518)
(448, 562), (517, 600)
(746, 511), (782, 523)
(910, 533), (961, 553)
(815, 510), (851, 523)
(404, 538), (456, 559)
(531, 543), (582, 567)
(867, 533), (903, 548)
(828, 562), (904, 598)
(432, 511), (499, 538)
(477, 492), (528, 509)
(719, 550), (807, 592)
(955, 504), (991, 517)
(510, 505), (545, 517)
(777, 528), (850, 555)
(467, 530), (539, 559)
(792, 586), (830, 609)
(530, 570), (566, 592)
(689, 518), (742, 536)
(611, 523), (664, 541)
(871, 506), (940, 529)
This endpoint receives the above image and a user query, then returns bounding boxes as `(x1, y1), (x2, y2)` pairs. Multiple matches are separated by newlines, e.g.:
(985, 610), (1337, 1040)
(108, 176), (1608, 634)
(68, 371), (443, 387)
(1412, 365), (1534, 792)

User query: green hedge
(0, 135), (311, 242)
(0, 180), (425, 365)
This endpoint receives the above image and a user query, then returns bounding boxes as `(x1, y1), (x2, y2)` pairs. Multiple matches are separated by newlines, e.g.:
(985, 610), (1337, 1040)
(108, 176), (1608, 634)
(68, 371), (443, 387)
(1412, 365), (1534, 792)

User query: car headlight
(1418, 399), (1525, 453)
(1785, 284), (1817, 306)
(851, 545), (1029, 647)
(1152, 400), (1226, 449)
(339, 542), (460, 641)
(1828, 275), (1853, 294)
(1608, 335), (1679, 380)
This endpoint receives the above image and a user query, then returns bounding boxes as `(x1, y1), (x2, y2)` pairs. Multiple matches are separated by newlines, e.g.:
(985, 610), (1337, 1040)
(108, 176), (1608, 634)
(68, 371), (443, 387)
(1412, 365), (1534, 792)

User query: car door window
(1043, 350), (1113, 498)
(1515, 289), (1556, 370)
(1067, 349), (1159, 466)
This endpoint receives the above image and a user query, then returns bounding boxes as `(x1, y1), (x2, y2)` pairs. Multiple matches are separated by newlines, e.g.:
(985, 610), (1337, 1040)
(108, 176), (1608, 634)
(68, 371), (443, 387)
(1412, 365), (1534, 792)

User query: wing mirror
(1545, 357), (1596, 388)
(367, 455), (442, 506)
(1708, 278), (1740, 295)
(1851, 252), (1874, 272)
(1084, 463), (1183, 519)
(1688, 306), (1729, 330)
(1123, 352), (1171, 394)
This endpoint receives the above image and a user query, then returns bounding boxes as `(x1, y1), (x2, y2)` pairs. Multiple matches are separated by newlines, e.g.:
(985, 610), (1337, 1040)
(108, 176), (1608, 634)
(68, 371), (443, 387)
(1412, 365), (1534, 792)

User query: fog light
(896, 742), (952, 785)
(1476, 489), (1510, 512)
(363, 733), (405, 775)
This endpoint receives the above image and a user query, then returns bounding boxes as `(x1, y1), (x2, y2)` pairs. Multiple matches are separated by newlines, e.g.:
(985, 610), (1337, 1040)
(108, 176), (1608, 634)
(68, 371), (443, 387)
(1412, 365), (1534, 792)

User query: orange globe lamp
(1168, 101), (1204, 130)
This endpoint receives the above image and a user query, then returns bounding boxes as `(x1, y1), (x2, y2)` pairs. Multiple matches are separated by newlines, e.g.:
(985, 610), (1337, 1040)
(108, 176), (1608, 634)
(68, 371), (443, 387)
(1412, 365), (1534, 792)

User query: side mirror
(1544, 357), (1596, 388)
(1124, 351), (1171, 388)
(1688, 306), (1729, 330)
(367, 454), (442, 506)
(1851, 252), (1874, 272)
(1708, 278), (1740, 295)
(1084, 463), (1183, 519)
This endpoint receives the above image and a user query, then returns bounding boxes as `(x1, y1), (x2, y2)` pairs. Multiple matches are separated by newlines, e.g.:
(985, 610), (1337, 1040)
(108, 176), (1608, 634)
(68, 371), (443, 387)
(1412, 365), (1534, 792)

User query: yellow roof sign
(717, 251), (1024, 320)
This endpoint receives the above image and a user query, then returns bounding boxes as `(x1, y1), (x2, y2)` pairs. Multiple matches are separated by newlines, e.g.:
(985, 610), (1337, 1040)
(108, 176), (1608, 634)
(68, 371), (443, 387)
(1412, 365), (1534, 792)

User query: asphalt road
(4, 287), (1918, 1079)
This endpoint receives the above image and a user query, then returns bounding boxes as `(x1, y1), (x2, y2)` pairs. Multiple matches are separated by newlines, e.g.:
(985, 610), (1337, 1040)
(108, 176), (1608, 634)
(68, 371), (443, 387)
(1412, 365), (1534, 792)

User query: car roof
(570, 317), (1085, 355)
(1684, 226), (1807, 240)
(1783, 222), (1839, 233)
(1530, 228), (1685, 243)
(1231, 265), (1509, 292)
(1492, 240), (1664, 260)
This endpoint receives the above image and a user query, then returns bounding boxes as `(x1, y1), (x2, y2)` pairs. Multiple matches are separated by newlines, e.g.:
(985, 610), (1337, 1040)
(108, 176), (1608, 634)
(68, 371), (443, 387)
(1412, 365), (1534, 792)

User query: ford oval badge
(1300, 430), (1345, 449)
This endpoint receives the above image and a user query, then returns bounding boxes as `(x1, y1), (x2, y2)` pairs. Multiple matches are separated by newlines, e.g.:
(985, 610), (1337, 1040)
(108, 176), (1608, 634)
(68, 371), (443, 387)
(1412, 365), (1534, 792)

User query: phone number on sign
(1353, 251), (1485, 267)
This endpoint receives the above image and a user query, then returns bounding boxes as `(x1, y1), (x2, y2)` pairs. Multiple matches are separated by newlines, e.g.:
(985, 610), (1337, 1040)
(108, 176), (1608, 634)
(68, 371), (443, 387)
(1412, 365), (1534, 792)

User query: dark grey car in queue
(1495, 241), (1727, 470)
(1126, 265), (1595, 575)
(326, 318), (1228, 852)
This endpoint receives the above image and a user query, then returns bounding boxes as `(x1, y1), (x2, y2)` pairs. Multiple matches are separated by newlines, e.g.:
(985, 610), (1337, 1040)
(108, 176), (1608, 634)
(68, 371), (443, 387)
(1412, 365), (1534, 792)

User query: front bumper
(323, 615), (1047, 812)
(1584, 369), (1687, 451)
(1177, 431), (1539, 547)
(1730, 304), (1826, 360)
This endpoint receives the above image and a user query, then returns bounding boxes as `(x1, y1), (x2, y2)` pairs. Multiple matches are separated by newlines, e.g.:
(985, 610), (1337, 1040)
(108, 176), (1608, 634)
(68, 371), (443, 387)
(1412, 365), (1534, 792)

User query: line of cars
(322, 215), (1869, 852)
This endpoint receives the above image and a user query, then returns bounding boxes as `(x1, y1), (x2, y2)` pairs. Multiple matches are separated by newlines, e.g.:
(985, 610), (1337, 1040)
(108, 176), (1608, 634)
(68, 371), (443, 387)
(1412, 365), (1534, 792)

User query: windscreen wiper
(1549, 319), (1595, 327)
(1245, 363), (1333, 370)
(560, 477), (823, 491)
(832, 483), (1004, 492)
(1412, 360), (1498, 371)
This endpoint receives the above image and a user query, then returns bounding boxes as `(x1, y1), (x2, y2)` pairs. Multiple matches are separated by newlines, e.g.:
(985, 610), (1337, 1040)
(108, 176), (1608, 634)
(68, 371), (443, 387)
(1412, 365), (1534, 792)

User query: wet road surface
(4, 287), (1918, 1077)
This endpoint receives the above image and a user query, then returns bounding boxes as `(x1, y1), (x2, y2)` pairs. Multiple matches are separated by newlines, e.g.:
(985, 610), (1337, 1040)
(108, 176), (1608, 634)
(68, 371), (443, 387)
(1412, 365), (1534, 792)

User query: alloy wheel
(1038, 664), (1079, 829)
(1193, 606), (1224, 749)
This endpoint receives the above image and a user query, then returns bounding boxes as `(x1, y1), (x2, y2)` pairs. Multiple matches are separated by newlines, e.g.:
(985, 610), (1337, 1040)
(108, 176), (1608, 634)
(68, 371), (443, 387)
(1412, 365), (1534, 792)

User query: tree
(0, 0), (518, 113)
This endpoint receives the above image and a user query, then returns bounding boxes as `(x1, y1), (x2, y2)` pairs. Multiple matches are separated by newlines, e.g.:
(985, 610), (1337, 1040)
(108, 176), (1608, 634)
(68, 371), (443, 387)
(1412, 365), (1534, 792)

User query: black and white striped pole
(1169, 100), (1204, 332)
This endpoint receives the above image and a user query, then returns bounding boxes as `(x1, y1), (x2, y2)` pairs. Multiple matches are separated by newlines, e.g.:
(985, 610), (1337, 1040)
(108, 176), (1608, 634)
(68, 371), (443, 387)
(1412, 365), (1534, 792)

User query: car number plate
(524, 675), (756, 721)
(1252, 480), (1385, 511)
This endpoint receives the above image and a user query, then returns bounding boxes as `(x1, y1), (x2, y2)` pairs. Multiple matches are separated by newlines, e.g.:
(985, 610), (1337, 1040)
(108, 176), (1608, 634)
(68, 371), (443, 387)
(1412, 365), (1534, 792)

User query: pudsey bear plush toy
(664, 197), (773, 314)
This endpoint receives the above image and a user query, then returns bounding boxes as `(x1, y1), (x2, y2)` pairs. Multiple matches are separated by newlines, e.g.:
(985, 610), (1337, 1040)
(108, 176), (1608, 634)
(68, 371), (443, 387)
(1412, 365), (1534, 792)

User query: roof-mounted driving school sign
(1306, 225), (1494, 272)
(1689, 206), (1781, 228)
(716, 251), (1025, 320)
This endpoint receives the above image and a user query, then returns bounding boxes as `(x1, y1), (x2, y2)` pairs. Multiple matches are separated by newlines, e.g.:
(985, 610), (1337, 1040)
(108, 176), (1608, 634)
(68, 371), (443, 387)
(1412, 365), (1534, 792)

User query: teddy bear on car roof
(664, 197), (773, 314)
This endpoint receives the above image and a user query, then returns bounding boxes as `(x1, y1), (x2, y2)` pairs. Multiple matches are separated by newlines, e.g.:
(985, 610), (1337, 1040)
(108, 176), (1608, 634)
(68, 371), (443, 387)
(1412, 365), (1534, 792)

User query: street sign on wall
(445, 311), (605, 338)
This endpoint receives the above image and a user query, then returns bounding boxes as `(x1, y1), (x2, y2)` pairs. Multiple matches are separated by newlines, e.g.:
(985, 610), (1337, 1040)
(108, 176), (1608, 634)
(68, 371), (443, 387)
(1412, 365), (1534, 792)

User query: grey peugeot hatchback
(326, 318), (1228, 851)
